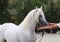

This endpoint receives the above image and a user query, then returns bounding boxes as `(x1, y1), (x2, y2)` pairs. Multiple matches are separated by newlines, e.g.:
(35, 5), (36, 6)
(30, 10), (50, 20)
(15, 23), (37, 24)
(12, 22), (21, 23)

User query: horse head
(39, 6), (48, 25)
(33, 6), (47, 25)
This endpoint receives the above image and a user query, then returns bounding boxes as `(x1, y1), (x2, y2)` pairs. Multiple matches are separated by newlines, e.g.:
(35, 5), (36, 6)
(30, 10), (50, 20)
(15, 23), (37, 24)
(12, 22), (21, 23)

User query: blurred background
(0, 0), (60, 32)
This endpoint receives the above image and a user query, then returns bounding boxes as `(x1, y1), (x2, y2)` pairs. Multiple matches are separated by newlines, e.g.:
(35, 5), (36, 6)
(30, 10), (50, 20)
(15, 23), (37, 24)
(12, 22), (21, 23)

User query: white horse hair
(0, 23), (17, 42)
(0, 6), (46, 42)
(5, 6), (45, 42)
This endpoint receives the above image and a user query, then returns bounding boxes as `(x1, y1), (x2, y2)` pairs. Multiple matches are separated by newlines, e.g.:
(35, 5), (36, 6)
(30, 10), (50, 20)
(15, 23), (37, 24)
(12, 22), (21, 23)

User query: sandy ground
(36, 31), (60, 42)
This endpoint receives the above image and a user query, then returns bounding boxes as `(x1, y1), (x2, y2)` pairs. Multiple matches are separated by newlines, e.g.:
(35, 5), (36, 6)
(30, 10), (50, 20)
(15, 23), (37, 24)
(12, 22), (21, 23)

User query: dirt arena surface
(36, 31), (60, 42)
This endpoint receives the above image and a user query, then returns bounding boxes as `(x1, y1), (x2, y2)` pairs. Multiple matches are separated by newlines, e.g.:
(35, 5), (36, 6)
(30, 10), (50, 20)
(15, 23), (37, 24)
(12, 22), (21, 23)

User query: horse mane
(21, 9), (36, 23)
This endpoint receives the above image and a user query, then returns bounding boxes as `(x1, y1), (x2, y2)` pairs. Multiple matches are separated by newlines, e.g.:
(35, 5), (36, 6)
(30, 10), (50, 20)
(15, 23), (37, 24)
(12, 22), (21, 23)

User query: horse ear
(36, 6), (38, 12)
(40, 6), (42, 10)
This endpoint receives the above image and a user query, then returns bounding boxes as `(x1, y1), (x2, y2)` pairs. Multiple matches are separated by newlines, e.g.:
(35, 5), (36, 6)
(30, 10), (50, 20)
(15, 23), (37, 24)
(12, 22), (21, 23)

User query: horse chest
(17, 29), (36, 42)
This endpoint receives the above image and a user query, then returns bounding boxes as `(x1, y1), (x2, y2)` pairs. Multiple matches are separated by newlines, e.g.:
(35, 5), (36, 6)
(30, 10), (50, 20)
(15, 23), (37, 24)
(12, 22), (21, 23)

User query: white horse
(0, 23), (17, 42)
(4, 6), (46, 42)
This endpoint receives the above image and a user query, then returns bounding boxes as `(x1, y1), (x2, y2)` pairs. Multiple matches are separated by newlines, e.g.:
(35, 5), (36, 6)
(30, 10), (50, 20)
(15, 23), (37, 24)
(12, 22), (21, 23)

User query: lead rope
(36, 31), (44, 42)
(39, 23), (48, 42)
(39, 30), (45, 42)
(39, 23), (45, 42)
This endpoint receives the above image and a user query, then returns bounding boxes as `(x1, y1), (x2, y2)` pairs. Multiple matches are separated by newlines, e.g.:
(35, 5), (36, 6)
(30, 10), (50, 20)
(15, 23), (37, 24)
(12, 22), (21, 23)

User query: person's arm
(37, 23), (59, 30)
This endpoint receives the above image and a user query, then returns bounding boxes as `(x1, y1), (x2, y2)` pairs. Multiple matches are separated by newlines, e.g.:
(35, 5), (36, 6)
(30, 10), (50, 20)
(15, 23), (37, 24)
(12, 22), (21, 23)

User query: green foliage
(16, 0), (42, 24)
(0, 0), (11, 24)
(43, 0), (60, 23)
(0, 0), (60, 24)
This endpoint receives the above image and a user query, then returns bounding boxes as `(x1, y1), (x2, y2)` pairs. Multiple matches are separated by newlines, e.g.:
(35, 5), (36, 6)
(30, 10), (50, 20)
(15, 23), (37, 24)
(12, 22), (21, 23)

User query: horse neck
(19, 14), (36, 33)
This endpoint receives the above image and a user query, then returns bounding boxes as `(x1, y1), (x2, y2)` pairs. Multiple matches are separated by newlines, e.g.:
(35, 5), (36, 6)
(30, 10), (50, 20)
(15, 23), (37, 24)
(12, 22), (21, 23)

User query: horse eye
(39, 15), (42, 18)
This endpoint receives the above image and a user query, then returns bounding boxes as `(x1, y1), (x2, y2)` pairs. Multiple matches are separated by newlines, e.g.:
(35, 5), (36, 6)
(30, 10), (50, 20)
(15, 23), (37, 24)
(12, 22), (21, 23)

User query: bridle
(38, 15), (48, 42)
